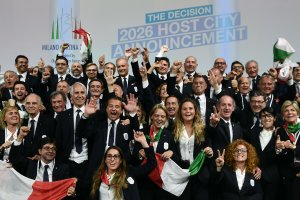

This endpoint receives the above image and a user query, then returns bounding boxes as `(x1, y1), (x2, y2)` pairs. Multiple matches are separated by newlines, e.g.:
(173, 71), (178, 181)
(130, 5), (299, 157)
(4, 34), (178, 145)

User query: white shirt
(99, 173), (124, 200)
(194, 94), (206, 122)
(235, 168), (246, 190)
(179, 127), (195, 164)
(36, 160), (55, 182)
(69, 106), (88, 163)
(18, 72), (27, 82)
(3, 128), (18, 161)
(259, 129), (274, 150)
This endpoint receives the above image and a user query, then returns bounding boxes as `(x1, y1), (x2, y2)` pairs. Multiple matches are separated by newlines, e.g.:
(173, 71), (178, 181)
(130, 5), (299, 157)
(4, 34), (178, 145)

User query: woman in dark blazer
(133, 104), (176, 200)
(90, 131), (156, 200)
(172, 98), (214, 200)
(275, 100), (300, 200)
(0, 105), (21, 162)
(249, 107), (280, 200)
(214, 139), (263, 200)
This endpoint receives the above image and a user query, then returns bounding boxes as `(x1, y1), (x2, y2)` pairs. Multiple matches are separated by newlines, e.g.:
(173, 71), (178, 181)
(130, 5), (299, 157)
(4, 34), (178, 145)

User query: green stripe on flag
(188, 151), (206, 176)
(273, 46), (294, 62)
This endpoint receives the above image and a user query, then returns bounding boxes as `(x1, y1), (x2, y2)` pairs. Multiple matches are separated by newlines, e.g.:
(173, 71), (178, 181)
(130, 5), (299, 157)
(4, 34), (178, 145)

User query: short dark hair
(13, 81), (30, 93)
(156, 57), (170, 67)
(249, 90), (266, 101)
(38, 137), (56, 150)
(231, 60), (244, 71)
(259, 107), (276, 118)
(56, 56), (68, 65)
(15, 55), (28, 64)
(49, 91), (66, 103)
(105, 96), (123, 108)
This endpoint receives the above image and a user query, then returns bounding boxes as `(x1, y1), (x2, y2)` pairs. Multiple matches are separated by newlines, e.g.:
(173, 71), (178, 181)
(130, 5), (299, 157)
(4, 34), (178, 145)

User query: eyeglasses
(106, 154), (120, 160)
(42, 146), (56, 152)
(86, 69), (97, 72)
(233, 148), (247, 155)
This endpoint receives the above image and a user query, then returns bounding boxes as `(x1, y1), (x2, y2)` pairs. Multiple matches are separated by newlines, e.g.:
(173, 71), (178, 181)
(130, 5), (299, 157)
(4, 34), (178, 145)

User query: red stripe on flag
(28, 178), (75, 200)
(73, 28), (89, 46)
(142, 153), (164, 188)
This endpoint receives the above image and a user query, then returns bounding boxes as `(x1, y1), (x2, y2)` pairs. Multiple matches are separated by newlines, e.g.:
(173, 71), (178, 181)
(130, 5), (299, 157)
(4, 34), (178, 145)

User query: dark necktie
(108, 121), (115, 146)
(123, 77), (128, 95)
(252, 78), (256, 89)
(266, 96), (271, 107)
(29, 119), (35, 138)
(195, 97), (201, 111)
(18, 75), (23, 80)
(75, 109), (82, 154)
(160, 75), (165, 80)
(59, 76), (63, 81)
(21, 105), (26, 111)
(175, 84), (180, 91)
(43, 165), (49, 182)
(225, 122), (232, 142)
(187, 74), (191, 79)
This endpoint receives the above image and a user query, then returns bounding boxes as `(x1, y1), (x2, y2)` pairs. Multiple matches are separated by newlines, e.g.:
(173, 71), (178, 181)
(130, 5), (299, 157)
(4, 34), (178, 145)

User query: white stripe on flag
(0, 161), (34, 199)
(161, 158), (190, 197)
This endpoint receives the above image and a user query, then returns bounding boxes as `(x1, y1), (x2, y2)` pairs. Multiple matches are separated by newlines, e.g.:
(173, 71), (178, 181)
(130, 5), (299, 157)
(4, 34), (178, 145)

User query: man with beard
(12, 81), (29, 119)
(70, 62), (84, 85)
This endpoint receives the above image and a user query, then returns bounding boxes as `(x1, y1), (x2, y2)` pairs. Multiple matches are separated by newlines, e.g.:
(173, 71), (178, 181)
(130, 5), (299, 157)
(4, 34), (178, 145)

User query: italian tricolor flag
(273, 37), (297, 82)
(146, 151), (205, 197)
(73, 28), (92, 62)
(0, 161), (76, 200)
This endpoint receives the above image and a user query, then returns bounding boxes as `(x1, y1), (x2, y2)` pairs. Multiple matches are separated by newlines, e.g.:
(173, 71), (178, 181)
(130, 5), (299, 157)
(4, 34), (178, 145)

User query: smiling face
(238, 77), (250, 94)
(51, 94), (66, 113)
(157, 60), (169, 75)
(3, 107), (20, 127)
(38, 143), (56, 164)
(13, 83), (28, 101)
(105, 148), (122, 174)
(181, 101), (196, 124)
(15, 57), (29, 74)
(150, 108), (167, 129)
(71, 83), (86, 107)
(218, 96), (235, 121)
(233, 145), (248, 163)
(246, 61), (259, 78)
(192, 76), (207, 95)
(184, 56), (198, 74)
(71, 62), (83, 77)
(283, 105), (298, 124)
(106, 99), (122, 121)
(165, 97), (179, 118)
(159, 84), (168, 99)
(55, 58), (68, 75)
(25, 94), (42, 117)
(89, 80), (103, 97)
(260, 111), (275, 130)
(116, 58), (129, 77)
(4, 71), (18, 89)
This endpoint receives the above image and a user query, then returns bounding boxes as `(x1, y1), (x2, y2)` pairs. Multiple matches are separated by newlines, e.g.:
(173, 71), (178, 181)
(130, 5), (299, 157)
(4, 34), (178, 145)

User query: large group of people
(1, 43), (300, 200)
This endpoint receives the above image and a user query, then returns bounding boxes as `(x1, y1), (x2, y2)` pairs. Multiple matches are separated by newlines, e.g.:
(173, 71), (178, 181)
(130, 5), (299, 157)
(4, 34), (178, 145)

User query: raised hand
(231, 75), (238, 90)
(147, 61), (160, 74)
(268, 68), (277, 78)
(132, 47), (140, 59)
(171, 61), (182, 74)
(210, 106), (220, 126)
(215, 149), (225, 169)
(160, 45), (169, 53)
(123, 93), (138, 113)
(104, 69), (117, 86)
(141, 48), (149, 63)
(37, 58), (45, 69)
(134, 130), (149, 148)
(17, 126), (30, 141)
(208, 69), (218, 87)
(61, 43), (69, 53)
(139, 64), (148, 81)
(125, 48), (132, 60)
(84, 98), (98, 117)
(275, 135), (285, 150)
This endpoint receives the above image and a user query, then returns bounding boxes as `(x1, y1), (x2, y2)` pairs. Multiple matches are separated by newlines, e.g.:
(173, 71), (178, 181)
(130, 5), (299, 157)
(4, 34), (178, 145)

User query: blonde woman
(173, 98), (213, 200)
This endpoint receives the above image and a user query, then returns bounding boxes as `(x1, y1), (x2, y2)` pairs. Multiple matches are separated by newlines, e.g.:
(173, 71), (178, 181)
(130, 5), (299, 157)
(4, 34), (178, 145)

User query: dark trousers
(67, 160), (89, 200)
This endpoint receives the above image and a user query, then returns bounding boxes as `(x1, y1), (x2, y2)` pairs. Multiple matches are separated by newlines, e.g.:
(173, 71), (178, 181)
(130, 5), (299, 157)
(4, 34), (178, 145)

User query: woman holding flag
(172, 98), (214, 200)
(133, 104), (177, 200)
(275, 100), (300, 200)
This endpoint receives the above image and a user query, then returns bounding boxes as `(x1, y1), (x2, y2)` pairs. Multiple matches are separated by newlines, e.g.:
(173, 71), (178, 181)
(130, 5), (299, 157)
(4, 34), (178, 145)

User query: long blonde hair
(90, 146), (128, 200)
(173, 98), (205, 144)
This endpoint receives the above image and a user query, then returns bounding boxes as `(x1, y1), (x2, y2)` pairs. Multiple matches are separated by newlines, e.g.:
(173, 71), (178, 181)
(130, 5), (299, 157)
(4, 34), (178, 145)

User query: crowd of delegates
(1, 43), (300, 200)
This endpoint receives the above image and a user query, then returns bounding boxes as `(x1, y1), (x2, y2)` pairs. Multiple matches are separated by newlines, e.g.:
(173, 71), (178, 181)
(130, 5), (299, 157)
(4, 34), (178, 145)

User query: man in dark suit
(207, 95), (244, 155)
(76, 95), (139, 190)
(10, 136), (75, 196)
(14, 55), (40, 94)
(43, 56), (74, 93)
(82, 63), (98, 93)
(22, 93), (55, 159)
(183, 56), (198, 79)
(115, 57), (138, 99)
(0, 70), (18, 102)
(55, 82), (88, 199)
(234, 77), (251, 111)
(246, 60), (261, 91)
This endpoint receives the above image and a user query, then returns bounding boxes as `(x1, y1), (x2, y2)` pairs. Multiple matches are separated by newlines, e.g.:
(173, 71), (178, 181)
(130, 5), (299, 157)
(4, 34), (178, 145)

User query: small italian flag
(145, 151), (205, 197)
(0, 161), (76, 200)
(73, 28), (92, 62)
(273, 37), (297, 82)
